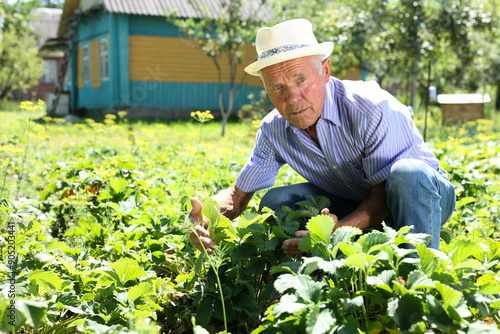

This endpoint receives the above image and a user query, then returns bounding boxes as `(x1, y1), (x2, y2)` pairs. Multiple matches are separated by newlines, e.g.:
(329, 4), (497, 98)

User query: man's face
(261, 56), (330, 130)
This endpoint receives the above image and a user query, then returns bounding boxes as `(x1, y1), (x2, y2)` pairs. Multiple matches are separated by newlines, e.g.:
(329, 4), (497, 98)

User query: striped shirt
(235, 77), (439, 202)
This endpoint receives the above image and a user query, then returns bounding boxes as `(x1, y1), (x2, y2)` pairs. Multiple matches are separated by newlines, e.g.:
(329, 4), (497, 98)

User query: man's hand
(187, 198), (217, 254)
(282, 230), (311, 255)
(281, 208), (338, 255)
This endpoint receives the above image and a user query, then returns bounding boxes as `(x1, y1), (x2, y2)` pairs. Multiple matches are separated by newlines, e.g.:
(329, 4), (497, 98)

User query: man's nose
(286, 85), (302, 104)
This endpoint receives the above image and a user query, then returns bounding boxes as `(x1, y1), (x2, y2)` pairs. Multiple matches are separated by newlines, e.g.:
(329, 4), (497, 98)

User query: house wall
(71, 12), (263, 116)
(12, 57), (62, 102)
(72, 10), (112, 110)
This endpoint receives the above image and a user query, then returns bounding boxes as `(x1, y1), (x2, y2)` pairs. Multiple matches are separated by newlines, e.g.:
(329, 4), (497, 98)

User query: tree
(0, 1), (44, 106)
(167, 0), (269, 136)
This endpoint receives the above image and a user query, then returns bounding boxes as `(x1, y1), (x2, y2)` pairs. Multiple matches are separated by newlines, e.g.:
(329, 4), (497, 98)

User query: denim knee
(386, 159), (434, 194)
(259, 187), (288, 212)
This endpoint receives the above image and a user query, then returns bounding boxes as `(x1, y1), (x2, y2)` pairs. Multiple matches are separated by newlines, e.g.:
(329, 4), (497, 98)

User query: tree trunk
(409, 56), (418, 109)
(496, 84), (500, 111)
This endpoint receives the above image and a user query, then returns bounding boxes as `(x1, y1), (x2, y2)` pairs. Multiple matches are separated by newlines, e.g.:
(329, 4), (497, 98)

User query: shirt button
(330, 166), (337, 170)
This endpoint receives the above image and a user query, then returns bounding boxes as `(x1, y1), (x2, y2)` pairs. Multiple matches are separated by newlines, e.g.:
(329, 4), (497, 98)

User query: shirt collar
(285, 77), (340, 132)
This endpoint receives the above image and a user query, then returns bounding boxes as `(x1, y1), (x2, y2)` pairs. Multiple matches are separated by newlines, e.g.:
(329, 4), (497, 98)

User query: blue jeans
(259, 158), (456, 249)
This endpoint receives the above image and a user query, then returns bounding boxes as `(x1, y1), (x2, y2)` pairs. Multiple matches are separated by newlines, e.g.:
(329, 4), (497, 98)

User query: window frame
(41, 59), (58, 84)
(81, 43), (91, 84)
(99, 37), (109, 81)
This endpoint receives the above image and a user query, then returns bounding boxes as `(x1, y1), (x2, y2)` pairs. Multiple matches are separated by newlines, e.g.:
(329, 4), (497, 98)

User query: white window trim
(82, 44), (90, 84)
(99, 37), (109, 81)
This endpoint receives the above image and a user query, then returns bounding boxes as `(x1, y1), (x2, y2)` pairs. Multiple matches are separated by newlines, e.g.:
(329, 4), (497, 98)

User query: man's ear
(322, 58), (331, 82)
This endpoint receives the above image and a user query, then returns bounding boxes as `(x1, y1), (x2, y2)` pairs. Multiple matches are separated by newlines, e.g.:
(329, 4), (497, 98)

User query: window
(99, 37), (109, 80)
(41, 60), (58, 84)
(82, 44), (90, 83)
(64, 60), (71, 87)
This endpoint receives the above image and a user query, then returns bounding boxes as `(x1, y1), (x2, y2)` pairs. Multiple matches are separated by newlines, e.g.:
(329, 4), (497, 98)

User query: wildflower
(118, 110), (128, 118)
(20, 100), (45, 113)
(104, 118), (115, 125)
(105, 113), (117, 120)
(191, 110), (214, 123)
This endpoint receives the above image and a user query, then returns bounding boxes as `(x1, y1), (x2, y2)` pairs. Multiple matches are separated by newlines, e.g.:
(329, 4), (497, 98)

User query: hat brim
(244, 42), (334, 76)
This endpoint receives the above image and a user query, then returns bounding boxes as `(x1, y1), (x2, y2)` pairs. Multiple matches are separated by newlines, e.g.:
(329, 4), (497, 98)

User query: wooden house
(12, 8), (63, 102)
(437, 94), (491, 123)
(56, 0), (271, 118)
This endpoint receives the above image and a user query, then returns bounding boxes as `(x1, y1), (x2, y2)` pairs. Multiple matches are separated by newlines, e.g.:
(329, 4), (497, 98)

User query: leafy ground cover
(0, 103), (499, 333)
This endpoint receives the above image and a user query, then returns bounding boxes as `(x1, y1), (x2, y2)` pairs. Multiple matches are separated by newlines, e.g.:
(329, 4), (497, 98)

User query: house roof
(59, 0), (271, 34)
(437, 94), (491, 104)
(30, 8), (62, 49)
(104, 0), (272, 20)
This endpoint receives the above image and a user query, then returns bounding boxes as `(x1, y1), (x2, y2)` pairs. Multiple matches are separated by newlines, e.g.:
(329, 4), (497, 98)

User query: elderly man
(189, 19), (455, 253)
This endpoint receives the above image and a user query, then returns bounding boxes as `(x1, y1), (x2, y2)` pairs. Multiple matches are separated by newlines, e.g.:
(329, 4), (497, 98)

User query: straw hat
(244, 19), (334, 76)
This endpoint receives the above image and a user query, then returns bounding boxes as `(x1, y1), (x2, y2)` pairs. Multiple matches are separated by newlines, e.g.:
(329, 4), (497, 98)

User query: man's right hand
(187, 198), (217, 254)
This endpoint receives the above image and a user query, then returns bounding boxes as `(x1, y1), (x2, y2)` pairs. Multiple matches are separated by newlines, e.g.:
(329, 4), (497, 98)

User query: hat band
(258, 44), (311, 60)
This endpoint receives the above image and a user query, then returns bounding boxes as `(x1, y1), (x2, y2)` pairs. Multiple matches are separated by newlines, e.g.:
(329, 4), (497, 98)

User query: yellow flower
(118, 110), (128, 118)
(191, 110), (214, 122)
(105, 113), (117, 120)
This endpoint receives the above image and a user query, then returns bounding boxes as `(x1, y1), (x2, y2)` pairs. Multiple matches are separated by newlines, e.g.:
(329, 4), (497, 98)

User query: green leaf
(450, 240), (485, 266)
(274, 274), (300, 293)
(452, 258), (484, 271)
(0, 298), (24, 331)
(107, 259), (147, 285)
(332, 226), (363, 246)
(361, 231), (391, 253)
(272, 225), (292, 239)
(128, 282), (154, 301)
(406, 270), (435, 290)
(338, 242), (362, 257)
(387, 295), (424, 330)
(344, 253), (376, 271)
(455, 196), (475, 209)
(110, 178), (128, 194)
(195, 251), (205, 275)
(255, 236), (279, 252)
(434, 282), (462, 310)
(201, 197), (220, 226)
(340, 296), (363, 313)
(27, 269), (63, 290)
(478, 282), (500, 295)
(306, 215), (334, 244)
(305, 306), (335, 334)
(467, 322), (500, 333)
(16, 299), (48, 328)
(196, 297), (214, 328)
(272, 294), (308, 317)
(283, 220), (300, 235)
(415, 244), (437, 276)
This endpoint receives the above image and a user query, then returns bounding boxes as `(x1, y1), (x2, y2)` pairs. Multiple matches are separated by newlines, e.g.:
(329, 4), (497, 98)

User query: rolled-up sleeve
(235, 128), (285, 192)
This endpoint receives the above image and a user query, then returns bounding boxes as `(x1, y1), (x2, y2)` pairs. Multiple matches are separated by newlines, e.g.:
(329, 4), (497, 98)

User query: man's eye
(298, 77), (306, 83)
(272, 84), (282, 90)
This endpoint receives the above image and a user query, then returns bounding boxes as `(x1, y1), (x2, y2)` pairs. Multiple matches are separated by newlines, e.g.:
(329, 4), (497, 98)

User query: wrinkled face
(261, 56), (330, 130)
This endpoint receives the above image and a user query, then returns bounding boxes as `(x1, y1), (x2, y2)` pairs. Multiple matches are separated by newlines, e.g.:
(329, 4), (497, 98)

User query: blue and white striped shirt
(235, 77), (439, 202)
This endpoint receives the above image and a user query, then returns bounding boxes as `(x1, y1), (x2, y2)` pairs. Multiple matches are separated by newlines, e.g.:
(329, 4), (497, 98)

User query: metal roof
(437, 94), (491, 104)
(30, 8), (62, 49)
(59, 0), (271, 38)
(102, 0), (271, 20)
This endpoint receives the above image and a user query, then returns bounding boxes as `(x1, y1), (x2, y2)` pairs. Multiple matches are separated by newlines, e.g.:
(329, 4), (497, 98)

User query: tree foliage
(0, 1), (44, 105)
(270, 0), (496, 111)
